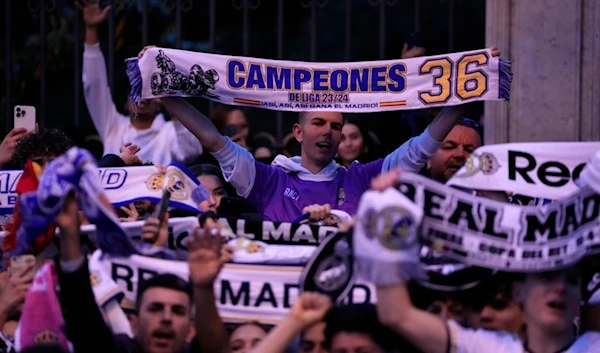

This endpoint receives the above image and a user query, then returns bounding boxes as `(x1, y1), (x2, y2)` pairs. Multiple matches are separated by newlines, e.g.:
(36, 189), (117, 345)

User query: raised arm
(161, 97), (258, 198)
(55, 191), (117, 353)
(249, 292), (332, 353)
(383, 46), (501, 174)
(161, 97), (226, 153)
(366, 170), (452, 353)
(79, 2), (124, 141)
(187, 218), (232, 353)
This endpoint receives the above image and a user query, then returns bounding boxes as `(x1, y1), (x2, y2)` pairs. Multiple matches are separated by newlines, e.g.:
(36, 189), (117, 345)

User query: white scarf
(353, 187), (425, 285)
(446, 142), (600, 199)
(0, 163), (204, 215)
(90, 250), (376, 325)
(127, 48), (511, 112)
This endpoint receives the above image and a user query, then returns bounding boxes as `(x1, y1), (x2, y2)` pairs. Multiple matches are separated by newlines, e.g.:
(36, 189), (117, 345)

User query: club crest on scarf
(146, 169), (189, 201)
(299, 230), (355, 305)
(151, 50), (220, 99)
(362, 206), (418, 250)
(454, 151), (500, 178)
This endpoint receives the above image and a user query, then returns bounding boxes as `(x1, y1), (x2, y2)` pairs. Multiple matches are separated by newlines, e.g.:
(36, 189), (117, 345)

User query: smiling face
(338, 123), (365, 166)
(427, 125), (481, 183)
(293, 112), (344, 172)
(516, 268), (581, 335)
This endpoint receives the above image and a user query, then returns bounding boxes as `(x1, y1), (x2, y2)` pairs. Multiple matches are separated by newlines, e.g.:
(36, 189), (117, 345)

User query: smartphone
(153, 189), (171, 220)
(10, 254), (36, 279)
(217, 196), (245, 217)
(14, 105), (36, 132)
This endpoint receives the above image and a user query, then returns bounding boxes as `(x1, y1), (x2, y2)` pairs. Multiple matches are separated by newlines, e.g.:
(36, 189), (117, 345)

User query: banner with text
(0, 164), (203, 215)
(90, 251), (375, 325)
(83, 216), (333, 265)
(127, 47), (511, 113)
(446, 142), (600, 200)
(400, 173), (600, 272)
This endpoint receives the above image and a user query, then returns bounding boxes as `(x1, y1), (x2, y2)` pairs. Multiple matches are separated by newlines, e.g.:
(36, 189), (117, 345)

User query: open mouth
(152, 330), (175, 347)
(446, 163), (463, 170)
(316, 141), (332, 150)
(547, 300), (567, 311)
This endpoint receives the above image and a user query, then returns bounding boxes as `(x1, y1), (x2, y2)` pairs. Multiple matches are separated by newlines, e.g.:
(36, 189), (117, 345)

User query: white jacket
(82, 43), (203, 165)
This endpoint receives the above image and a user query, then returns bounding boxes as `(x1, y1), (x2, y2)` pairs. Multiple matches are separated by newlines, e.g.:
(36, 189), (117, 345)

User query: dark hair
(211, 104), (248, 135)
(10, 128), (74, 169)
(189, 163), (235, 197)
(455, 117), (482, 139)
(324, 304), (415, 352)
(136, 274), (193, 312)
(227, 321), (270, 337)
(189, 163), (224, 180)
(337, 115), (381, 164)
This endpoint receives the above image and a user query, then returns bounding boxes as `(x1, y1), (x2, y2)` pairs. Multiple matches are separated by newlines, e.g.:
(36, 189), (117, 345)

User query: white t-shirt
(448, 321), (600, 353)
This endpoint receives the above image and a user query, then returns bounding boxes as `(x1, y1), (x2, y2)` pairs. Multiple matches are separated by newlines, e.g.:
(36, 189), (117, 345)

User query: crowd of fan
(0, 1), (597, 353)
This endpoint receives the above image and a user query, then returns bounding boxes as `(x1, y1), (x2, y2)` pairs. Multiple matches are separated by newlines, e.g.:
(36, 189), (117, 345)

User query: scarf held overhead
(398, 172), (600, 272)
(127, 48), (512, 112)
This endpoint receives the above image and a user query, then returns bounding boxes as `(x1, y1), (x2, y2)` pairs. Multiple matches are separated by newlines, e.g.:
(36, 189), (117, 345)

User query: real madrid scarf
(0, 163), (206, 215)
(126, 48), (512, 113)
(399, 172), (600, 272)
(13, 147), (137, 257)
(446, 142), (600, 200)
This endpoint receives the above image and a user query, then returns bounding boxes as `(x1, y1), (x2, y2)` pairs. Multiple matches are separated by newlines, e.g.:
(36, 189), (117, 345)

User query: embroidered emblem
(337, 188), (346, 206)
(34, 329), (59, 344)
(151, 50), (220, 99)
(455, 152), (500, 178)
(363, 206), (418, 250)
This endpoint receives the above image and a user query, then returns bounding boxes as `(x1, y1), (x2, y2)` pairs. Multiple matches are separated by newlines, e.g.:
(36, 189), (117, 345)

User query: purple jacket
(212, 128), (440, 221)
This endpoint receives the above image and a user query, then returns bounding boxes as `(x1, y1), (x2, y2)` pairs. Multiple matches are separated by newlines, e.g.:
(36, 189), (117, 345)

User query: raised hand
(401, 43), (426, 59)
(491, 45), (501, 57)
(119, 203), (140, 222)
(370, 167), (402, 192)
(187, 221), (233, 288)
(119, 142), (142, 165)
(302, 203), (331, 221)
(0, 128), (28, 168)
(0, 263), (34, 315)
(138, 45), (157, 59)
(141, 212), (169, 248)
(289, 292), (332, 328)
(77, 1), (111, 28)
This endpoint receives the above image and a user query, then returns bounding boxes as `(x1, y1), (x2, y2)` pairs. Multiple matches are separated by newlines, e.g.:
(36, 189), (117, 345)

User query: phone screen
(10, 254), (36, 279)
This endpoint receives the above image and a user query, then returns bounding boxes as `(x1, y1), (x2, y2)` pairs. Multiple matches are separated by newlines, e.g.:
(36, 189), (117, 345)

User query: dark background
(0, 0), (485, 152)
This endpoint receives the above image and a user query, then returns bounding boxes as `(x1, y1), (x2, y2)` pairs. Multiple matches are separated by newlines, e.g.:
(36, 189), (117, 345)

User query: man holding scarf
(147, 47), (500, 221)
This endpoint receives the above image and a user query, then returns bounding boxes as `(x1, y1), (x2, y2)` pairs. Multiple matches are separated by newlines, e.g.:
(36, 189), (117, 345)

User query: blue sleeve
(382, 127), (442, 173)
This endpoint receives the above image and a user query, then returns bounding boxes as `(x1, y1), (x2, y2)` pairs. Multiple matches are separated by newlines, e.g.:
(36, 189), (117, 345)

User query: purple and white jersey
(213, 127), (441, 221)
(246, 159), (384, 221)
